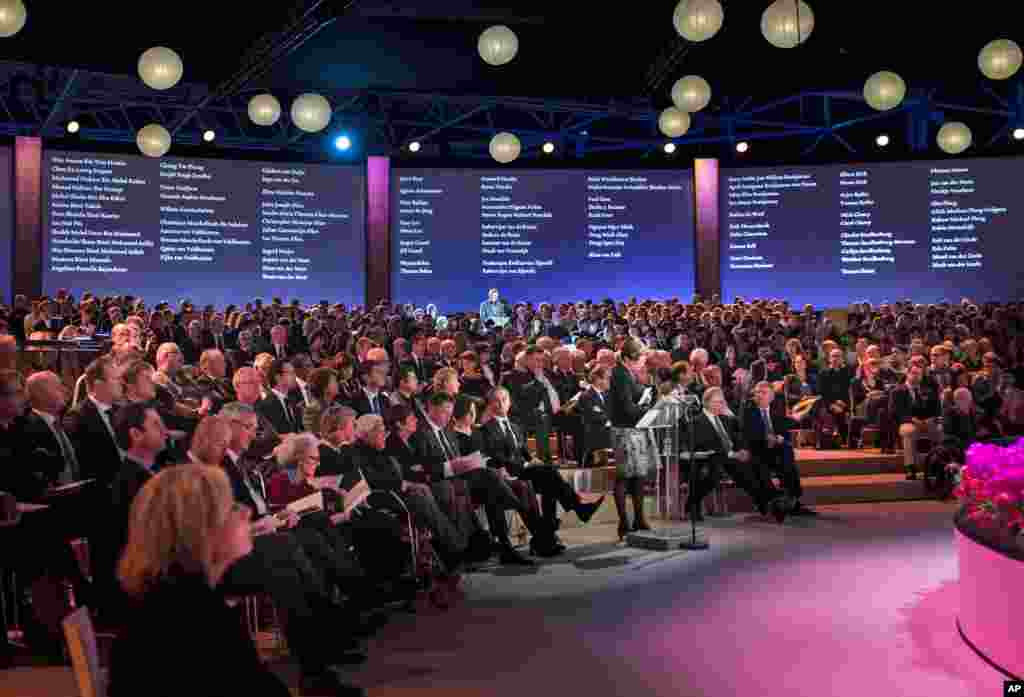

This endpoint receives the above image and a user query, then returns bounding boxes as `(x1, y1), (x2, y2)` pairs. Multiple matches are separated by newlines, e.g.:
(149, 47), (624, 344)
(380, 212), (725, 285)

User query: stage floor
(0, 501), (1002, 697)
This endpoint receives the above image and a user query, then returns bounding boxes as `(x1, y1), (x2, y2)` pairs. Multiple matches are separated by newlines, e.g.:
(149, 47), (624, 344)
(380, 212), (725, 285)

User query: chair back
(62, 606), (106, 697)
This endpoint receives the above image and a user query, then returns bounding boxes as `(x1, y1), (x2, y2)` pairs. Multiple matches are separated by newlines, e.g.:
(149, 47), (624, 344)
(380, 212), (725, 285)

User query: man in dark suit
(389, 365), (427, 421)
(228, 329), (258, 374)
(481, 386), (602, 534)
(503, 346), (555, 463)
(688, 386), (788, 522)
(889, 363), (941, 479)
(268, 324), (294, 362)
(201, 314), (234, 353)
(549, 346), (583, 463)
(257, 359), (302, 435)
(194, 349), (236, 414)
(576, 366), (613, 466)
(348, 360), (390, 418)
(400, 332), (437, 386)
(742, 381), (815, 516)
(65, 355), (124, 487)
(23, 371), (77, 488)
(411, 392), (559, 558)
(816, 348), (854, 444)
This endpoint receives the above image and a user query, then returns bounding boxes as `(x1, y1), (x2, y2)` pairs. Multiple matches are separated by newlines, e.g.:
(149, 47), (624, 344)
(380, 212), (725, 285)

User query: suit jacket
(503, 369), (552, 428)
(318, 442), (358, 485)
(179, 338), (202, 366)
(400, 355), (437, 385)
(608, 362), (646, 428)
(548, 369), (581, 409)
(228, 349), (256, 373)
(741, 400), (797, 455)
(942, 406), (976, 452)
(65, 398), (123, 486)
(256, 394), (301, 435)
(576, 388), (613, 456)
(691, 411), (743, 456)
(200, 330), (232, 353)
(0, 416), (53, 501)
(889, 383), (940, 424)
(21, 412), (73, 488)
(347, 388), (391, 418)
(389, 391), (427, 421)
(384, 433), (428, 485)
(194, 375), (236, 414)
(410, 422), (462, 482)
(222, 456), (271, 518)
(480, 418), (532, 477)
(350, 442), (403, 493)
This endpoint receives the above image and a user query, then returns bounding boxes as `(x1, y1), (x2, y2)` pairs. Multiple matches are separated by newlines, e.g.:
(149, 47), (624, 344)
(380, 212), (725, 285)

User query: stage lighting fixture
(736, 141), (749, 153)
(876, 134), (890, 147)
(203, 130), (216, 142)
(66, 121), (80, 134)
(664, 142), (677, 154)
(542, 142), (555, 154)
(408, 141), (421, 152)
(334, 135), (352, 151)
(1014, 128), (1024, 141)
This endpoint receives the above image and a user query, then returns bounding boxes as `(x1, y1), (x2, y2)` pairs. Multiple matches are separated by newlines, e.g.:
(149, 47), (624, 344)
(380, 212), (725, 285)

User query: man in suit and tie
(257, 359), (302, 435)
(24, 371), (78, 488)
(65, 355), (124, 487)
(411, 392), (559, 558)
(268, 324), (293, 361)
(742, 381), (815, 517)
(889, 364), (941, 480)
(389, 365), (427, 421)
(503, 346), (555, 464)
(576, 365), (613, 466)
(480, 386), (603, 535)
(349, 360), (390, 417)
(401, 332), (437, 386)
(194, 349), (236, 413)
(688, 386), (789, 522)
(201, 314), (234, 353)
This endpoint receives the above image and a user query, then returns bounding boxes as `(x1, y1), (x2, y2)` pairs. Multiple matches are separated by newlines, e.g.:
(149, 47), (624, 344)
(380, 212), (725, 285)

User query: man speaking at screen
(479, 289), (510, 329)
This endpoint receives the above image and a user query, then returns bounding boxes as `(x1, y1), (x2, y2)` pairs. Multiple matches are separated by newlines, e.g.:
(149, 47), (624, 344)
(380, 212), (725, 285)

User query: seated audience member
(941, 387), (997, 461)
(319, 405), (357, 479)
(108, 464), (297, 697)
(816, 348), (853, 445)
(349, 359), (391, 417)
(503, 346), (556, 464)
(194, 348), (236, 412)
(303, 367), (339, 434)
(229, 329), (257, 370)
(351, 413), (466, 572)
(431, 366), (461, 400)
(850, 357), (896, 450)
(401, 332), (437, 385)
(743, 381), (815, 517)
(549, 346), (583, 461)
(889, 364), (941, 479)
(390, 364), (426, 420)
(1000, 386), (1024, 437)
(411, 392), (559, 556)
(576, 366), (613, 466)
(480, 387), (603, 540)
(458, 351), (491, 401)
(268, 323), (293, 361)
(65, 355), (125, 486)
(257, 359), (302, 435)
(23, 371), (78, 489)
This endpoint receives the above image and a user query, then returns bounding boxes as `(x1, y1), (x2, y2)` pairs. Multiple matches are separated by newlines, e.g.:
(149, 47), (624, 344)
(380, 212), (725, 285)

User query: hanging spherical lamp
(978, 39), (1023, 80)
(138, 47), (184, 91)
(137, 124), (171, 158)
(672, 0), (724, 42)
(0, 0), (27, 37)
(291, 93), (332, 133)
(248, 94), (282, 126)
(863, 71), (906, 111)
(671, 75), (712, 113)
(936, 122), (972, 155)
(658, 107), (691, 138)
(489, 132), (521, 164)
(761, 0), (814, 49)
(478, 25), (519, 66)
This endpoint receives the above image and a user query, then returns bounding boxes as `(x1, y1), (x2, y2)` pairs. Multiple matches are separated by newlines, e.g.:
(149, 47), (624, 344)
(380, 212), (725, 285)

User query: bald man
(23, 371), (78, 488)
(232, 366), (286, 462)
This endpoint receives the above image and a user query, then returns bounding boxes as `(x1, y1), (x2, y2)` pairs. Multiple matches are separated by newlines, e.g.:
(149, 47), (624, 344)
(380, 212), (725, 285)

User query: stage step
(719, 473), (933, 512)
(792, 449), (906, 477)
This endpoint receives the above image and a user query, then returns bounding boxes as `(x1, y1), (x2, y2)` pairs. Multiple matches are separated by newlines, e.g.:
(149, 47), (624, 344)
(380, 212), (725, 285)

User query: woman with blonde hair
(109, 464), (292, 697)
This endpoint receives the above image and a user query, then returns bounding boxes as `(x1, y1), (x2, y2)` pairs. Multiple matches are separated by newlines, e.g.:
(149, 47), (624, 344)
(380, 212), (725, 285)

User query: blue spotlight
(334, 134), (352, 151)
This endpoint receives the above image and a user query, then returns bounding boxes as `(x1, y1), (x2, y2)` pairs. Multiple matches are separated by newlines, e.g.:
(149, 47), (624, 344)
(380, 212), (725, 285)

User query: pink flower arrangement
(954, 439), (1024, 535)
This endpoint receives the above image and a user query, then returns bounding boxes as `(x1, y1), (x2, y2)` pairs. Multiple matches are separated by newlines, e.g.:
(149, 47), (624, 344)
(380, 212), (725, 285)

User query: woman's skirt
(612, 426), (657, 480)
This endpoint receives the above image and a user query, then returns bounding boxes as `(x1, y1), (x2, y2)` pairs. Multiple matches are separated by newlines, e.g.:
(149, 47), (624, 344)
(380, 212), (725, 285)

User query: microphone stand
(680, 400), (709, 550)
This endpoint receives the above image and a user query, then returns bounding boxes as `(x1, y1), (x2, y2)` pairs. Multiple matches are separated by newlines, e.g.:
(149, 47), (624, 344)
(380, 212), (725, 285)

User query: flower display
(955, 439), (1024, 539)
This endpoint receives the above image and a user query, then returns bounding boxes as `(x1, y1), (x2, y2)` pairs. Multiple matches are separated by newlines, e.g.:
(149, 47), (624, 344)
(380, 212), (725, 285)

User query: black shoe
(575, 496), (605, 524)
(529, 537), (563, 558)
(770, 497), (788, 524)
(499, 546), (536, 566)
(687, 507), (705, 523)
(790, 502), (818, 517)
(301, 672), (366, 696)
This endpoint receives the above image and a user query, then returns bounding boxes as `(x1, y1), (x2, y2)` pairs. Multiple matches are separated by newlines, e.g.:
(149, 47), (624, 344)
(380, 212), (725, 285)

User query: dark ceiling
(4, 1), (1021, 102)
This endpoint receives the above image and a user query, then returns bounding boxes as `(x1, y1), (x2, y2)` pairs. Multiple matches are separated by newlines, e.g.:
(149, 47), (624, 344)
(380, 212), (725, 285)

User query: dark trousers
(443, 468), (545, 545)
(523, 416), (553, 464)
(403, 489), (468, 568)
(553, 413), (583, 462)
(752, 443), (803, 500)
(518, 464), (580, 525)
(220, 530), (340, 675)
(686, 453), (781, 513)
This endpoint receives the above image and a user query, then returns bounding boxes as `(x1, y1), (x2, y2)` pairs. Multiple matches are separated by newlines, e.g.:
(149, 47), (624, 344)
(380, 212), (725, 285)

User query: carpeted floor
(0, 501), (1004, 696)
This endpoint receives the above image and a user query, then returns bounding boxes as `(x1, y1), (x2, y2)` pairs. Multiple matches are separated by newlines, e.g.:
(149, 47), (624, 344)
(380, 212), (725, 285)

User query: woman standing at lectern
(608, 337), (651, 539)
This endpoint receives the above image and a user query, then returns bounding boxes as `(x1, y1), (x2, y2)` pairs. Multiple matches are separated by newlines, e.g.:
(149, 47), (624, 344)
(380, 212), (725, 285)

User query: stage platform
(555, 448), (932, 528)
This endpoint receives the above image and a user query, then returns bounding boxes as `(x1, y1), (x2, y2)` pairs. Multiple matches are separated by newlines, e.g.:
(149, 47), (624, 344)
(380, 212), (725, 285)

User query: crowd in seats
(3, 289), (1024, 689)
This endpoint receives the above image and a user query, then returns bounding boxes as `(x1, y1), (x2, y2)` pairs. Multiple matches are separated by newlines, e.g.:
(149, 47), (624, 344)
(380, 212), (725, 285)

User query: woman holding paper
(608, 338), (652, 539)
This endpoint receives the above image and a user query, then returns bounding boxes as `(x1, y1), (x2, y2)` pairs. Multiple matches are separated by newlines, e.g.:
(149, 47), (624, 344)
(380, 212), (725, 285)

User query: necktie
(910, 387), (917, 404)
(437, 429), (455, 460)
(369, 393), (378, 415)
(713, 415), (734, 453)
(597, 390), (605, 406)
(53, 422), (79, 482)
(762, 408), (774, 437)
(503, 418), (518, 448)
